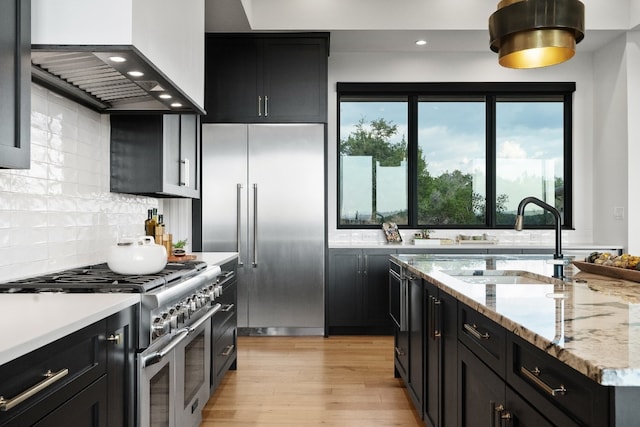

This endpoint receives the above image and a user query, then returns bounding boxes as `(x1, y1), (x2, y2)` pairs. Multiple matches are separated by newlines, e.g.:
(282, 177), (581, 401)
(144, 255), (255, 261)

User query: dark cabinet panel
(0, 0), (30, 169)
(327, 249), (394, 334)
(204, 34), (328, 123)
(33, 376), (108, 427)
(424, 281), (458, 427)
(110, 114), (201, 198)
(407, 276), (423, 415)
(458, 342), (505, 427)
(106, 305), (137, 427)
(204, 37), (259, 123)
(211, 259), (238, 393)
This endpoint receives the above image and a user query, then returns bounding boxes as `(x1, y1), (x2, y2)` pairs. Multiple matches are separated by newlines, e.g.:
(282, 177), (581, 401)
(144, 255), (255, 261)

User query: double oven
(0, 259), (237, 427)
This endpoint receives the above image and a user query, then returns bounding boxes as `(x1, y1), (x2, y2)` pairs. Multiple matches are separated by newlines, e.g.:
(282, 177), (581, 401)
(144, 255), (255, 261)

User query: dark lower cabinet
(328, 248), (395, 335)
(407, 276), (424, 414)
(458, 343), (563, 427)
(424, 280), (457, 427)
(211, 259), (239, 394)
(33, 376), (108, 427)
(0, 307), (135, 427)
(106, 305), (137, 427)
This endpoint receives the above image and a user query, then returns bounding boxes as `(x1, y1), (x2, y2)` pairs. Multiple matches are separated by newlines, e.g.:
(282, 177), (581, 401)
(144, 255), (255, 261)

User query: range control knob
(151, 315), (170, 339)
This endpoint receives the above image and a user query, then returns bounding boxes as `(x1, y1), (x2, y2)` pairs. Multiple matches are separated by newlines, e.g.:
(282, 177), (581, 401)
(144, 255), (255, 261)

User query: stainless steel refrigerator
(200, 123), (325, 335)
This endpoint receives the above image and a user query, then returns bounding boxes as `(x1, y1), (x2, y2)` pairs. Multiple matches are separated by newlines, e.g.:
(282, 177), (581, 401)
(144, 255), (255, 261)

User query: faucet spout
(514, 196), (564, 278)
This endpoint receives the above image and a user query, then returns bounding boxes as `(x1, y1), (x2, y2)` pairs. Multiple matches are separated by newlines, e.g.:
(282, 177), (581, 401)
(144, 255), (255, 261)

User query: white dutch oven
(107, 236), (167, 275)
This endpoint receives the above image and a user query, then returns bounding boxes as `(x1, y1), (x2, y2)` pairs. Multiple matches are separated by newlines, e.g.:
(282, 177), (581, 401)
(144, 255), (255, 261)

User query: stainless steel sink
(441, 270), (552, 285)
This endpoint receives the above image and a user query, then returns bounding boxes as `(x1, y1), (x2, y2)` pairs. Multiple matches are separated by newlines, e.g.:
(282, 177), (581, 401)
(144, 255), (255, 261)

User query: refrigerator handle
(252, 183), (258, 268)
(236, 184), (244, 267)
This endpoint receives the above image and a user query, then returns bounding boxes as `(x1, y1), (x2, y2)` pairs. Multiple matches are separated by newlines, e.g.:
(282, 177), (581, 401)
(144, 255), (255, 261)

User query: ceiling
(204, 0), (634, 54)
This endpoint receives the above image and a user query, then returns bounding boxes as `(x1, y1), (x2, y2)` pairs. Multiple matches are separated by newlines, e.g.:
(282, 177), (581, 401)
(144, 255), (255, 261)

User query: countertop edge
(0, 294), (140, 366)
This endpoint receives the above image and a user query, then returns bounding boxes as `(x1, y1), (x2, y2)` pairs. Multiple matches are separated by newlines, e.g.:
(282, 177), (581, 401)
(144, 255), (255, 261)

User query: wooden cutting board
(167, 254), (197, 262)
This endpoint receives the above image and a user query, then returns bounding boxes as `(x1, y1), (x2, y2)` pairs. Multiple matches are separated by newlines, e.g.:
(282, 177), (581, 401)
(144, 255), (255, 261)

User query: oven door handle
(187, 303), (222, 333)
(141, 329), (190, 368)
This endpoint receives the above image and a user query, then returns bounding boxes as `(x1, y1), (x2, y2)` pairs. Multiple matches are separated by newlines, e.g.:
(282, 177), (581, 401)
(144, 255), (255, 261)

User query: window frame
(337, 82), (575, 230)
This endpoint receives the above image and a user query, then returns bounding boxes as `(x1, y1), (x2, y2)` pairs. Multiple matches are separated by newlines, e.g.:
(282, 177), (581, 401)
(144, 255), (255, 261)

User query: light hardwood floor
(201, 335), (422, 426)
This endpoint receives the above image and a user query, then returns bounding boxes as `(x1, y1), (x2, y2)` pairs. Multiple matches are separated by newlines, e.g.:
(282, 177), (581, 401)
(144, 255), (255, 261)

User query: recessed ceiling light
(159, 94), (172, 99)
(415, 40), (427, 46)
(127, 70), (144, 77)
(170, 102), (182, 108)
(108, 56), (126, 63)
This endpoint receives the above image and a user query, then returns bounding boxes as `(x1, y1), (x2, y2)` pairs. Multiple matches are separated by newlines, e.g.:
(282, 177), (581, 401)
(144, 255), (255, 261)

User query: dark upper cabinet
(110, 114), (201, 198)
(0, 0), (30, 169)
(204, 34), (328, 123)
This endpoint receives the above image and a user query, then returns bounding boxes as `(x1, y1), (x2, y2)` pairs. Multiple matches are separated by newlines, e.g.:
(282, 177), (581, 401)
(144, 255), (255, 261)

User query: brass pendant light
(489, 0), (585, 69)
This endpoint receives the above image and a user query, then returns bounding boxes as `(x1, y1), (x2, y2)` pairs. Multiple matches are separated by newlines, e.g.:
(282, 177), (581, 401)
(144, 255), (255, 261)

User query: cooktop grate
(0, 261), (207, 293)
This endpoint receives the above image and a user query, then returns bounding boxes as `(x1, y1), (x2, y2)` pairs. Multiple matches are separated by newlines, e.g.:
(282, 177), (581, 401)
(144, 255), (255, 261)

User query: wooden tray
(168, 254), (197, 263)
(572, 261), (640, 283)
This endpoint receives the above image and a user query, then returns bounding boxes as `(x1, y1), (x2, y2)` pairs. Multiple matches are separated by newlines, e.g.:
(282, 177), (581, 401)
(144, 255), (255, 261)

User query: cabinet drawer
(507, 335), (610, 427)
(0, 319), (107, 426)
(458, 304), (506, 377)
(212, 281), (237, 339)
(214, 321), (237, 380)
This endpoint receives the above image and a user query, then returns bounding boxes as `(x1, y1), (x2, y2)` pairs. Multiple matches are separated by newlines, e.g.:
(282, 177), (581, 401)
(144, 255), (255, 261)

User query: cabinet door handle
(363, 255), (368, 275)
(221, 344), (235, 357)
(463, 323), (490, 340)
(107, 334), (121, 345)
(180, 158), (190, 187)
(394, 346), (405, 356)
(264, 95), (269, 117)
(433, 298), (442, 339)
(0, 368), (69, 411)
(491, 402), (503, 427)
(258, 96), (262, 116)
(221, 303), (235, 312)
(520, 366), (567, 397)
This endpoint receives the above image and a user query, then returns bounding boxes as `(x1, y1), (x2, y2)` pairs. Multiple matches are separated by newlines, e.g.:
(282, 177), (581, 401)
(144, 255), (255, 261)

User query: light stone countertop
(392, 253), (640, 387)
(0, 293), (140, 366)
(191, 251), (238, 266)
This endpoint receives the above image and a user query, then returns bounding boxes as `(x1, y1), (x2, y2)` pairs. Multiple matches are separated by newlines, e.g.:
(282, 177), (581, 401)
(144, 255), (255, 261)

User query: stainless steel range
(0, 260), (232, 427)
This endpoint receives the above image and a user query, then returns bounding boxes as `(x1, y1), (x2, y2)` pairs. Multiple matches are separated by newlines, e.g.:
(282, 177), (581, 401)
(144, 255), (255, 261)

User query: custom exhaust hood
(32, 46), (205, 114)
(31, 0), (206, 114)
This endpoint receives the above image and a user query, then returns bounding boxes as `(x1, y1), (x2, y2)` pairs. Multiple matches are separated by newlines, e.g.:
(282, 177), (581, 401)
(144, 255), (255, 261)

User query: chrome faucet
(515, 196), (564, 278)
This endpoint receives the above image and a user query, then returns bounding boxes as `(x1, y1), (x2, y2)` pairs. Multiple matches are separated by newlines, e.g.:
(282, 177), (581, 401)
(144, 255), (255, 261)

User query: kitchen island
(392, 253), (640, 427)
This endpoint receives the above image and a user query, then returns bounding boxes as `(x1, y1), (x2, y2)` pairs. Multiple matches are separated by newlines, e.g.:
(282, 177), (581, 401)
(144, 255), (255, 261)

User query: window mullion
(486, 95), (497, 227)
(408, 95), (418, 227)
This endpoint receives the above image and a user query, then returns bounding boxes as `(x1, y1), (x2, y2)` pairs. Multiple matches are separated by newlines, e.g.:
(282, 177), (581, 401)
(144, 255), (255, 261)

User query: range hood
(32, 46), (205, 114)
(31, 0), (206, 114)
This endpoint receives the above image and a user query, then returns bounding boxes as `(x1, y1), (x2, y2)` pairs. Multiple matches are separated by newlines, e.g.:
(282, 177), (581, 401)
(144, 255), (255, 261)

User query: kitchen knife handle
(252, 183), (258, 267)
(236, 184), (244, 267)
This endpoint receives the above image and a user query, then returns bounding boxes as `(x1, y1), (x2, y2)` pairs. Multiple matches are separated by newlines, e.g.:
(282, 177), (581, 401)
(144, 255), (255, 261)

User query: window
(339, 97), (408, 225)
(337, 83), (574, 229)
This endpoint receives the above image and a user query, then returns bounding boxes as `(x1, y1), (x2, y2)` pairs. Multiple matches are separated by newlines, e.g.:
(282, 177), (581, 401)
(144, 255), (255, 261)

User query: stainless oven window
(150, 364), (171, 427)
(184, 329), (206, 406)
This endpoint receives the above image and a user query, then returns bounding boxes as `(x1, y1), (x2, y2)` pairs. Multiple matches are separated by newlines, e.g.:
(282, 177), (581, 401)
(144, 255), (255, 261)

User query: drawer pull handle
(107, 334), (121, 345)
(463, 323), (490, 340)
(395, 346), (405, 356)
(521, 366), (567, 397)
(0, 368), (69, 411)
(221, 303), (235, 312)
(221, 344), (235, 357)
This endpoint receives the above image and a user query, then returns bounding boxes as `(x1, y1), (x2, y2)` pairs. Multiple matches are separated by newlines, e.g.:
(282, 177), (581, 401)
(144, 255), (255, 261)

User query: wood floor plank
(201, 336), (421, 426)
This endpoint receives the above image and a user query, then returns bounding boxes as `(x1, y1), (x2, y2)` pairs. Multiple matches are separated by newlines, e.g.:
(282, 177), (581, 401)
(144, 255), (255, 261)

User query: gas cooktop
(0, 261), (208, 293)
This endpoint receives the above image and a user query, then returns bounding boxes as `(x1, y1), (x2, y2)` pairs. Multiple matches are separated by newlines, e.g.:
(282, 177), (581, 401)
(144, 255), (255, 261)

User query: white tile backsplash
(0, 83), (160, 281)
